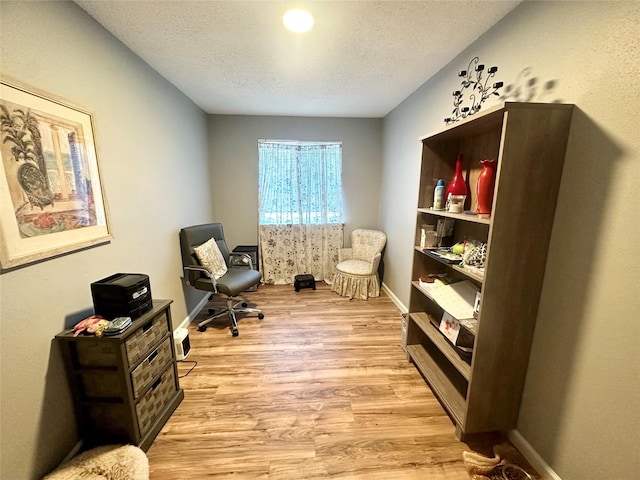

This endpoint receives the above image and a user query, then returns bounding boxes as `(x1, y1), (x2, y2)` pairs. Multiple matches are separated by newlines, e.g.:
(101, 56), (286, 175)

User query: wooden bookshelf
(406, 102), (574, 438)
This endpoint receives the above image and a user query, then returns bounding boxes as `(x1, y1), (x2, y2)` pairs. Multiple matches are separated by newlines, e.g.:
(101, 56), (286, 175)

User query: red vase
(445, 154), (469, 202)
(476, 159), (497, 214)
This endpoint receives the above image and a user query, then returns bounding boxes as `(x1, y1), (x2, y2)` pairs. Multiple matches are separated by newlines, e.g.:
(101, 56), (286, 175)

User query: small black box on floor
(294, 274), (315, 292)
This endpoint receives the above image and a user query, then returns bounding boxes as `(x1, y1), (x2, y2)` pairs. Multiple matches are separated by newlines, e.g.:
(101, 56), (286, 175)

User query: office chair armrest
(184, 265), (218, 292)
(229, 252), (254, 270)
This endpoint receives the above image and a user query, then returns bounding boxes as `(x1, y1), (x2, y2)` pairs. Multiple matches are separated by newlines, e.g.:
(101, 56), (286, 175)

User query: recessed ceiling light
(283, 9), (314, 33)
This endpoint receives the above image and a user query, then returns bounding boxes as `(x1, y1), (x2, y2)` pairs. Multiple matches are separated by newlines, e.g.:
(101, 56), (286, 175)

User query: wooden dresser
(56, 299), (184, 450)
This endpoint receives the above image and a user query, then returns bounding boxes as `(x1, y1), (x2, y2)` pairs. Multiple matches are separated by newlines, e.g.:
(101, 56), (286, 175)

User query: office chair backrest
(179, 223), (231, 285)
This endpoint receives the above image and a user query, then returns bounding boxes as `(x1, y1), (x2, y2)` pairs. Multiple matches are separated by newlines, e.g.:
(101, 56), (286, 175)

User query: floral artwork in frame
(0, 79), (111, 270)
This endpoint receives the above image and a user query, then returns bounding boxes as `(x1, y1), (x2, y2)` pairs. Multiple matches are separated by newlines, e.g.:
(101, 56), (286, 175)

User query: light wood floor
(147, 283), (528, 479)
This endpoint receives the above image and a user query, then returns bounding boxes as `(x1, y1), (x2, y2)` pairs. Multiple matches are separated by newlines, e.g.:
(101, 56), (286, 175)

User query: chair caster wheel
(242, 302), (248, 308)
(198, 325), (207, 332)
(258, 313), (264, 320)
(208, 308), (216, 315)
(232, 329), (239, 337)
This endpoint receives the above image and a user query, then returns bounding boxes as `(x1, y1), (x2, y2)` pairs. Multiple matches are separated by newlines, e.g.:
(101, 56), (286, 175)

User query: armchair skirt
(332, 266), (380, 300)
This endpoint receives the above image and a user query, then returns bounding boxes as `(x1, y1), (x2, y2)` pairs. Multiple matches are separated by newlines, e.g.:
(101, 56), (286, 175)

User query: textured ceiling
(75, 1), (521, 117)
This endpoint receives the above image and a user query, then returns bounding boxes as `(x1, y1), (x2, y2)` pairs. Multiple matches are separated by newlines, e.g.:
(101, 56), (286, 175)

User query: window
(258, 140), (343, 225)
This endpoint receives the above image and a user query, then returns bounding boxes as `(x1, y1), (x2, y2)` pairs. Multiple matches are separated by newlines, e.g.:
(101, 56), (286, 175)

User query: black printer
(91, 273), (152, 320)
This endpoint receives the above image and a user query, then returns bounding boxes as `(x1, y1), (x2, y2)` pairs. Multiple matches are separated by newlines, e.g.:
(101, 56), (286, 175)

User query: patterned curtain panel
(258, 140), (344, 285)
(259, 223), (344, 285)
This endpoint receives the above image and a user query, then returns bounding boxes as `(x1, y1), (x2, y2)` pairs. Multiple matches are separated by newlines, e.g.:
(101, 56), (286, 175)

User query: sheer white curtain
(258, 140), (344, 285)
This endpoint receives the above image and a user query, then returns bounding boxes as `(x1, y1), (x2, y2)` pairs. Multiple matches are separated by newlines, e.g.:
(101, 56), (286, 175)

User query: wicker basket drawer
(130, 337), (173, 399)
(125, 311), (168, 367)
(136, 367), (177, 436)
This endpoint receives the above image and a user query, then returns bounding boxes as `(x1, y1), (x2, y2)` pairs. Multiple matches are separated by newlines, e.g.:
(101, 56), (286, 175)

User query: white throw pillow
(193, 237), (228, 280)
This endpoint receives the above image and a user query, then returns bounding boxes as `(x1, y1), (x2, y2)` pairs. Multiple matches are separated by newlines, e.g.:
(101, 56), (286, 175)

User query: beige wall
(0, 2), (211, 479)
(207, 115), (383, 249)
(380, 1), (639, 478)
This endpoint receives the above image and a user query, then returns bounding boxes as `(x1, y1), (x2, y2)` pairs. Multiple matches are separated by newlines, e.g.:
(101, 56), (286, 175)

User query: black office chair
(179, 223), (264, 336)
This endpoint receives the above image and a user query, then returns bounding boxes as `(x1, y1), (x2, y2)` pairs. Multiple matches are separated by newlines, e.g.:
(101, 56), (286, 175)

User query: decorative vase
(476, 159), (497, 214)
(445, 154), (469, 206)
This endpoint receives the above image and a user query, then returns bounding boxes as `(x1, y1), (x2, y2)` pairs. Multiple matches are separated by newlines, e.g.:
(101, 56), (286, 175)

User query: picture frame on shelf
(0, 78), (111, 270)
(439, 311), (461, 344)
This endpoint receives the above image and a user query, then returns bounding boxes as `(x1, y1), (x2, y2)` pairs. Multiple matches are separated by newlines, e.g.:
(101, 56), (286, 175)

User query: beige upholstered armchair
(331, 228), (387, 300)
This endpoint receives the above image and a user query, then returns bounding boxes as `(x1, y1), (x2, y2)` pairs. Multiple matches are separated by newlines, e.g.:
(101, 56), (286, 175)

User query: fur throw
(43, 445), (149, 480)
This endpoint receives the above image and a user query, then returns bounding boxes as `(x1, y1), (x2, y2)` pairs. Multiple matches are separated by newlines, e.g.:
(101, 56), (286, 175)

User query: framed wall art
(0, 79), (111, 270)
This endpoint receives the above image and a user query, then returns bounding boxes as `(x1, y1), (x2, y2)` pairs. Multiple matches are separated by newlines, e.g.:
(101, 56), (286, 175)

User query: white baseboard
(176, 292), (210, 330)
(507, 430), (561, 480)
(381, 282), (407, 313)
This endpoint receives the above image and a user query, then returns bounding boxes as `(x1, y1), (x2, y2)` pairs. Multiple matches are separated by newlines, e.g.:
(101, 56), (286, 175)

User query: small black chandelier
(444, 57), (503, 125)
